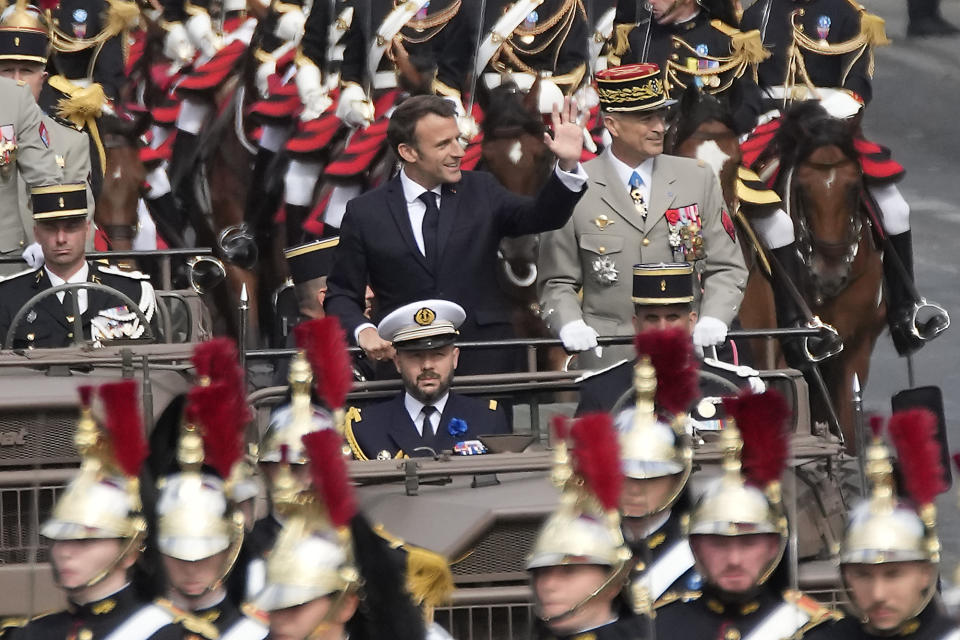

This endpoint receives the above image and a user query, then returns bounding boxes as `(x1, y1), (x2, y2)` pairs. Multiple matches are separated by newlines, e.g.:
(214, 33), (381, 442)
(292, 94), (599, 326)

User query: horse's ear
(523, 75), (542, 116)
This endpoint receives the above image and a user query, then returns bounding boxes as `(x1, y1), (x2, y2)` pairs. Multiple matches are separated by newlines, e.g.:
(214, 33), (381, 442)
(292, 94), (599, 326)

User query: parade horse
(95, 112), (151, 252)
(752, 102), (885, 448)
(478, 82), (569, 371)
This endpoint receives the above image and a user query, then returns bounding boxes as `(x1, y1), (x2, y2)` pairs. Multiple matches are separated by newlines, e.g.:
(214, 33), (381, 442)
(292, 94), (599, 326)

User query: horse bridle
(786, 158), (865, 301)
(97, 131), (146, 244)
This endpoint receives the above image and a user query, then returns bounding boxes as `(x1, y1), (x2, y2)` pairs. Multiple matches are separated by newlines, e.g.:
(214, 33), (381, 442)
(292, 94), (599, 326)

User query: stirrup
(911, 300), (951, 342)
(803, 317), (844, 363)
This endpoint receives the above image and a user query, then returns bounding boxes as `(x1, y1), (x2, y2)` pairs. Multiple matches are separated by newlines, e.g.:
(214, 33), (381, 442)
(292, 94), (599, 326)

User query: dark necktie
(62, 289), (76, 323)
(419, 191), (440, 267)
(420, 405), (438, 439)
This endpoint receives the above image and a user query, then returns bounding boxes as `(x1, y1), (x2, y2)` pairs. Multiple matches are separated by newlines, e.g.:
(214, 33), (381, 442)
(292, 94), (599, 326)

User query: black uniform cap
(632, 262), (695, 305)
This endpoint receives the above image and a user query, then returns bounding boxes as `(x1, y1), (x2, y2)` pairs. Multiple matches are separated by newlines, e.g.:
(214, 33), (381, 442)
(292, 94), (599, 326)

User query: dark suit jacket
(346, 391), (510, 459)
(325, 169), (585, 373)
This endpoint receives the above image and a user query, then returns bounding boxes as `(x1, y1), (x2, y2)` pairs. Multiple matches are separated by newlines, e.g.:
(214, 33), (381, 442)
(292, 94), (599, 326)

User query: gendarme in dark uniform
(0, 184), (157, 349)
(345, 299), (510, 460)
(610, 0), (766, 133)
(576, 263), (759, 416)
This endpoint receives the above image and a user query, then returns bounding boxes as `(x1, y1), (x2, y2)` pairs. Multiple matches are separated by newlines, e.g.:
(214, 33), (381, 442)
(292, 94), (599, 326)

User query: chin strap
(306, 588), (355, 640)
(58, 525), (146, 593)
(536, 555), (634, 625)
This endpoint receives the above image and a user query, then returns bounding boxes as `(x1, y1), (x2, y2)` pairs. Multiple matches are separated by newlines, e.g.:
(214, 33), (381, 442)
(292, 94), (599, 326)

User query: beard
(404, 368), (454, 404)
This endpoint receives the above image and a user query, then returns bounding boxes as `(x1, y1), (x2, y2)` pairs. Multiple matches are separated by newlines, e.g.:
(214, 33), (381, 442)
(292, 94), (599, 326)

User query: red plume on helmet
(302, 429), (356, 528)
(569, 413), (623, 512)
(98, 380), (148, 478)
(634, 328), (700, 416)
(294, 318), (353, 411)
(888, 409), (947, 507)
(189, 339), (250, 479)
(723, 389), (790, 488)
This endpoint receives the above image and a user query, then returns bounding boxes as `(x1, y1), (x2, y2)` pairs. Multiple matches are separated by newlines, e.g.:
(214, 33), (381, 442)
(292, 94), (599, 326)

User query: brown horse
(755, 103), (885, 448)
(95, 113), (151, 252)
(478, 83), (567, 371)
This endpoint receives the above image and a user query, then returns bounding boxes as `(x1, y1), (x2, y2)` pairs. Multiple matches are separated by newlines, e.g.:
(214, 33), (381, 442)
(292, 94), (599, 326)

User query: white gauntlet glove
(335, 83), (374, 128)
(275, 9), (306, 44)
(692, 315), (728, 356)
(163, 23), (196, 66)
(185, 11), (220, 59)
(255, 59), (276, 98)
(21, 242), (44, 269)
(296, 63), (332, 120)
(558, 319), (599, 353)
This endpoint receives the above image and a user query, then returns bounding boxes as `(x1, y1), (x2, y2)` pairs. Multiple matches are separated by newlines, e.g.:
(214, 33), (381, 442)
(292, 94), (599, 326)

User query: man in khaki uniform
(0, 1), (92, 267)
(0, 1), (63, 274)
(538, 63), (747, 369)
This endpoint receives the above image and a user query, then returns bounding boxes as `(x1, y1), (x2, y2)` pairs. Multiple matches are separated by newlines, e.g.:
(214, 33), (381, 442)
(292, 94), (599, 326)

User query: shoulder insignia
(609, 22), (636, 58)
(784, 589), (844, 628)
(343, 407), (368, 461)
(0, 268), (39, 284)
(0, 616), (29, 631)
(575, 358), (630, 383)
(98, 264), (149, 279)
(709, 18), (739, 37)
(488, 399), (498, 411)
(697, 159), (706, 167)
(240, 603), (269, 624)
(153, 599), (219, 639)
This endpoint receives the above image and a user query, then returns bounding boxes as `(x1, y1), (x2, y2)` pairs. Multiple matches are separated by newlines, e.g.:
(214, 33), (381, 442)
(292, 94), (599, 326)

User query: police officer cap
(632, 262), (695, 305)
(284, 237), (339, 285)
(31, 183), (88, 221)
(377, 299), (465, 351)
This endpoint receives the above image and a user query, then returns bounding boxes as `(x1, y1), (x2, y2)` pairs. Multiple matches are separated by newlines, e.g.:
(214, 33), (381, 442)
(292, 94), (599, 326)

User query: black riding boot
(285, 204), (310, 246)
(144, 193), (187, 247)
(169, 130), (201, 192)
(770, 244), (844, 367)
(245, 148), (276, 229)
(907, 0), (959, 36)
(884, 231), (950, 356)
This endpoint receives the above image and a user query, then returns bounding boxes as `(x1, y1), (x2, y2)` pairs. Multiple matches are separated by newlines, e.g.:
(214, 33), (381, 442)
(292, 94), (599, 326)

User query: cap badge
(414, 307), (435, 326)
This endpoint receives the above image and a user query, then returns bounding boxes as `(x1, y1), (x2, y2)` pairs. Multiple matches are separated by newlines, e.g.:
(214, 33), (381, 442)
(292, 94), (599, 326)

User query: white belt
(103, 604), (174, 640)
(222, 616), (269, 640)
(742, 600), (811, 640)
(763, 85), (847, 102)
(634, 539), (696, 602)
(373, 70), (398, 90)
(474, 0), (544, 79)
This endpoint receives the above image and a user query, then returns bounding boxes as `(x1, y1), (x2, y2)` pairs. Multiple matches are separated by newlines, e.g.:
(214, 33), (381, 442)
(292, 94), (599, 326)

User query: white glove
(296, 63), (333, 120)
(163, 23), (196, 65)
(335, 83), (374, 128)
(693, 316), (728, 349)
(536, 77), (565, 115)
(22, 242), (44, 269)
(275, 9), (306, 44)
(558, 319), (599, 353)
(255, 59), (276, 98)
(185, 12), (220, 59)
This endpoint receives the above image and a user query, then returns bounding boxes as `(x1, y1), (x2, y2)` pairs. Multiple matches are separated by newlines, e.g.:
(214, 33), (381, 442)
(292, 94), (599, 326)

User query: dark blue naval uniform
(345, 391), (510, 459)
(741, 0), (873, 104)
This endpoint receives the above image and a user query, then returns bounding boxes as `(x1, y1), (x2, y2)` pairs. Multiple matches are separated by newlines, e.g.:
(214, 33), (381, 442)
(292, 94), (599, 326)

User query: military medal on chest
(816, 15), (831, 43)
(519, 9), (538, 44)
(591, 255), (619, 285)
(666, 205), (706, 262)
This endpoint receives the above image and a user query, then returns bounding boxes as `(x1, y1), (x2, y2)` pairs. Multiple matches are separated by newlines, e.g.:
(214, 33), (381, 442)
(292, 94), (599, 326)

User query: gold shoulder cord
(787, 8), (889, 91)
(665, 25), (769, 95)
(343, 409), (369, 461)
(398, 0), (461, 45)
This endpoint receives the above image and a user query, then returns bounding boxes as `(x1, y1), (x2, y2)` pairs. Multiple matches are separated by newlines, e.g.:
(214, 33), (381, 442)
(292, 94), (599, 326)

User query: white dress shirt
(354, 163), (587, 343)
(606, 149), (655, 205)
(399, 169), (443, 256)
(404, 391), (450, 437)
(45, 262), (89, 315)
